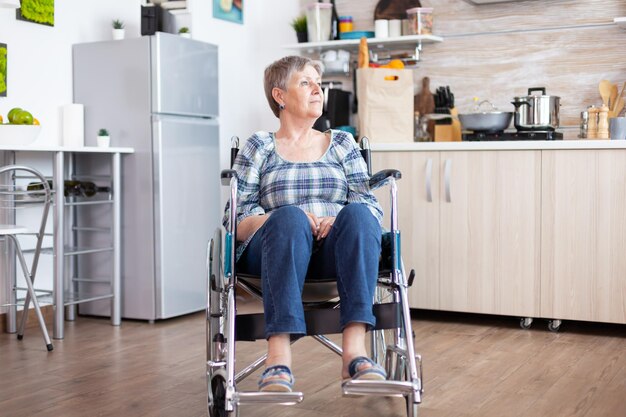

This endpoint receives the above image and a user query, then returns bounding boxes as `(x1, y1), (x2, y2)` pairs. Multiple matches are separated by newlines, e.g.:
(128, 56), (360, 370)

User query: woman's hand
(305, 212), (320, 237)
(316, 216), (335, 240)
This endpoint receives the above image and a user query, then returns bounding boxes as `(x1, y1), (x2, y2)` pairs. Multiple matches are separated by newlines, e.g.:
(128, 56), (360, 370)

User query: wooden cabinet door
(541, 150), (626, 324)
(439, 151), (541, 316)
(371, 151), (440, 309)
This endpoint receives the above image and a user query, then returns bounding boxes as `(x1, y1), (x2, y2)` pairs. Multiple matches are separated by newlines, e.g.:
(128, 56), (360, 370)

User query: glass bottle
(27, 180), (110, 198)
(414, 112), (431, 142)
(329, 0), (339, 40)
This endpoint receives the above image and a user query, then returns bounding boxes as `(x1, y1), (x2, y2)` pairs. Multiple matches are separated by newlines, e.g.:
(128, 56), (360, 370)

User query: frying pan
(458, 100), (512, 132)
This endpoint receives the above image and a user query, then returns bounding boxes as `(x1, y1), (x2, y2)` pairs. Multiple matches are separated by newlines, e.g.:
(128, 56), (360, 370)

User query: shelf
(615, 17), (626, 29)
(64, 246), (114, 256)
(283, 34), (443, 53)
(37, 246), (113, 256)
(64, 199), (113, 207)
(37, 291), (114, 307)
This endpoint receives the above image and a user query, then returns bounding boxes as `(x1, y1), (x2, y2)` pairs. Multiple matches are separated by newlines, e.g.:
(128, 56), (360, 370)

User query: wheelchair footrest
(342, 380), (417, 398)
(233, 391), (304, 405)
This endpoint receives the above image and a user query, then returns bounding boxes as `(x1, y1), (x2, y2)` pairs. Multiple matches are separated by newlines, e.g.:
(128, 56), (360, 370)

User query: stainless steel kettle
(511, 87), (561, 131)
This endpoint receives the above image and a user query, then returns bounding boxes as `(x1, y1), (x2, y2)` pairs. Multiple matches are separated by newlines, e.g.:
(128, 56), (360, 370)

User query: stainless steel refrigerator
(73, 32), (220, 320)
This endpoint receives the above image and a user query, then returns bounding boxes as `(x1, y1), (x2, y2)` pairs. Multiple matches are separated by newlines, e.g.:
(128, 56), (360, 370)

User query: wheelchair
(206, 136), (423, 416)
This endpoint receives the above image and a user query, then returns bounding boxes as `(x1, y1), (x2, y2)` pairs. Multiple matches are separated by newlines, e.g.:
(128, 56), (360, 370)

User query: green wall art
(16, 0), (55, 27)
(0, 43), (6, 97)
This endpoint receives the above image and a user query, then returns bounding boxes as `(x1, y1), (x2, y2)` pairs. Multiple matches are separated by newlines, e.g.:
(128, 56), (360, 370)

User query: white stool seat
(0, 224), (29, 235)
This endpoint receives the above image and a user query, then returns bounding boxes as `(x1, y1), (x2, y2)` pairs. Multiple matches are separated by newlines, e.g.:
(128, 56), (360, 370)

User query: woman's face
(278, 65), (323, 119)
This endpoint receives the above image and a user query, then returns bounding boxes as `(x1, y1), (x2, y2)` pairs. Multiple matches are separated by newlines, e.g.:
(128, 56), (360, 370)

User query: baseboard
(0, 305), (54, 334)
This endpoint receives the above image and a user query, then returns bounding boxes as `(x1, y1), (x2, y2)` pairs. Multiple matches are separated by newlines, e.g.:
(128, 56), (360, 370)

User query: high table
(1, 144), (134, 339)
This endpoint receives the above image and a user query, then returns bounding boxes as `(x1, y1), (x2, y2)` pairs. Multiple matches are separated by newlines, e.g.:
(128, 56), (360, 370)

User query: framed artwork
(0, 43), (6, 97)
(213, 0), (243, 24)
(16, 0), (55, 27)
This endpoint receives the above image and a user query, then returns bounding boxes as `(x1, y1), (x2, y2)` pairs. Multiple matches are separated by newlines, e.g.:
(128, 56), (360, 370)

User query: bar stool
(0, 165), (53, 351)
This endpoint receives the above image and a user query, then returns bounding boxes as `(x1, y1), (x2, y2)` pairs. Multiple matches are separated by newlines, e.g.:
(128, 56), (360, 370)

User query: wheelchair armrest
(369, 169), (401, 189)
(221, 169), (236, 186)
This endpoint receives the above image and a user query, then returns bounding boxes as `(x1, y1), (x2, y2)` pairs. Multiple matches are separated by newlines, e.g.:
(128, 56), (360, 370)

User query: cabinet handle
(444, 159), (452, 202)
(425, 158), (433, 202)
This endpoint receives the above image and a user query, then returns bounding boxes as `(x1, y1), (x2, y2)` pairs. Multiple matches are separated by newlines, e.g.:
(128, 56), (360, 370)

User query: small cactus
(112, 19), (124, 29)
(98, 128), (109, 136)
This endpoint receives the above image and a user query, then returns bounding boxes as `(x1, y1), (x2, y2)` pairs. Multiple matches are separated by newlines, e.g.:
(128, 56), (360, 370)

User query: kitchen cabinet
(541, 150), (626, 325)
(373, 151), (440, 309)
(372, 150), (541, 317)
(438, 151), (541, 316)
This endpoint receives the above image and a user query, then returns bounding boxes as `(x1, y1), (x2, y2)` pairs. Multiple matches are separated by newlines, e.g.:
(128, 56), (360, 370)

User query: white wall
(0, 0), (301, 157)
(0, 0), (303, 312)
(189, 0), (300, 171)
(0, 0), (142, 146)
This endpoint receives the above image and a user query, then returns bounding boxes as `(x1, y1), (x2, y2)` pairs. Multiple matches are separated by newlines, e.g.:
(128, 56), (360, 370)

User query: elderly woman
(224, 55), (386, 392)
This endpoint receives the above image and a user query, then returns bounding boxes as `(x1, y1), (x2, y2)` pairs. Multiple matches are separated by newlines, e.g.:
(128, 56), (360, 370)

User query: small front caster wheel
(548, 319), (562, 332)
(208, 374), (236, 417)
(519, 317), (533, 330)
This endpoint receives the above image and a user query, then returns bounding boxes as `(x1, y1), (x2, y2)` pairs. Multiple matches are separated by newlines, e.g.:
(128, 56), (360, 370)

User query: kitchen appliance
(313, 83), (351, 131)
(512, 87), (561, 131)
(140, 4), (157, 35)
(73, 33), (220, 320)
(463, 130), (563, 141)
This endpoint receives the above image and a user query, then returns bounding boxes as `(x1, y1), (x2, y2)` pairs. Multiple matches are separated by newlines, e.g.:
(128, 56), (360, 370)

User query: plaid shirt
(223, 129), (383, 260)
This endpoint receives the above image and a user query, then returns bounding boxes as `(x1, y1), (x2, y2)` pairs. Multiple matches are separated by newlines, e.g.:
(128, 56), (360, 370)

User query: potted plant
(291, 15), (308, 43)
(112, 19), (125, 40)
(97, 128), (110, 148)
(178, 27), (191, 39)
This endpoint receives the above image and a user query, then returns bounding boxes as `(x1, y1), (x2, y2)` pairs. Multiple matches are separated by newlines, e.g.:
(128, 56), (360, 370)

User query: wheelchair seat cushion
(258, 365), (295, 392)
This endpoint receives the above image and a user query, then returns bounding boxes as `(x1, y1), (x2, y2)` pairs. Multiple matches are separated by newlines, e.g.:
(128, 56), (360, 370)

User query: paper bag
(357, 68), (414, 143)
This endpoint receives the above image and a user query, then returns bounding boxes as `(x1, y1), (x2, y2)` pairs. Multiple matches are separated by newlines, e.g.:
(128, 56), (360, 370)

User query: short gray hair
(263, 56), (323, 118)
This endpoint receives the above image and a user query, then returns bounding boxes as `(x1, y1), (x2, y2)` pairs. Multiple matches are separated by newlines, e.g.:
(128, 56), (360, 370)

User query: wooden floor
(1, 304), (625, 417)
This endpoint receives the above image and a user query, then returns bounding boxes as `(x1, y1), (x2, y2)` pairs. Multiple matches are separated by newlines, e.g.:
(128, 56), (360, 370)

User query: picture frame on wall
(0, 43), (6, 97)
(213, 0), (243, 24)
(16, 0), (55, 27)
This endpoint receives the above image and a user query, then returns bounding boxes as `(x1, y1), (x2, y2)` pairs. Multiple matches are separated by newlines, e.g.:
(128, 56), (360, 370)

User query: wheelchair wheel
(207, 229), (227, 363)
(208, 372), (237, 417)
(207, 230), (230, 415)
(371, 286), (408, 381)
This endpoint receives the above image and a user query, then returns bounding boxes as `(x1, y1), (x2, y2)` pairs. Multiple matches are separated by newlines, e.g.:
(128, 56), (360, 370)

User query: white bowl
(0, 125), (42, 146)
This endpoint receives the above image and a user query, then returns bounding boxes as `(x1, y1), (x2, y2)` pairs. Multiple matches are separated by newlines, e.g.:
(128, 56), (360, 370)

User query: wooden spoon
(613, 82), (626, 117)
(614, 98), (625, 118)
(609, 83), (619, 111)
(599, 79), (612, 107)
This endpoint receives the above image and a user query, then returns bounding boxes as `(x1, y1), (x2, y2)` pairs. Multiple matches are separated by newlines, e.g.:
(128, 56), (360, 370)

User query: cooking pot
(458, 100), (513, 132)
(512, 87), (560, 131)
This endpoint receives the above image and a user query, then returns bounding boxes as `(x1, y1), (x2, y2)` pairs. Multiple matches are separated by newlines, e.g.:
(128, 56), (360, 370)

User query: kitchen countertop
(0, 144), (134, 153)
(371, 140), (626, 151)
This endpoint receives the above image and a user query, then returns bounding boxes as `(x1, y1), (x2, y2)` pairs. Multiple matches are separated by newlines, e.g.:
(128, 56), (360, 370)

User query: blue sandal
(258, 365), (294, 392)
(347, 356), (387, 381)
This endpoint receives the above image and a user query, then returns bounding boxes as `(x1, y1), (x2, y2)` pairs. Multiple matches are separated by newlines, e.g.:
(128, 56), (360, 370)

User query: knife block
(434, 125), (453, 141)
(434, 108), (462, 142)
(450, 107), (462, 141)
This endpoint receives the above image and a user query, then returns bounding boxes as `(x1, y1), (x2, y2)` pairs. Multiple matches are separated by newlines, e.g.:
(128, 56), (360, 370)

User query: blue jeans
(237, 203), (382, 339)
